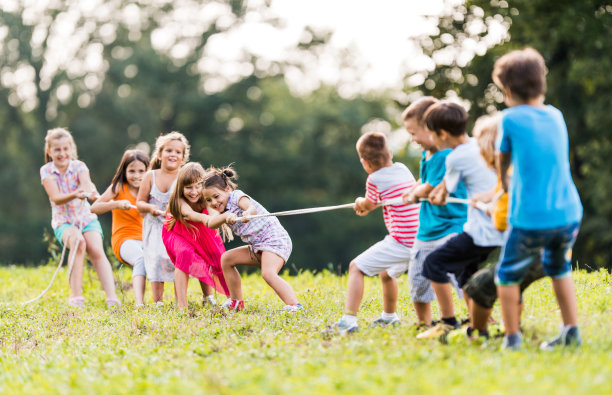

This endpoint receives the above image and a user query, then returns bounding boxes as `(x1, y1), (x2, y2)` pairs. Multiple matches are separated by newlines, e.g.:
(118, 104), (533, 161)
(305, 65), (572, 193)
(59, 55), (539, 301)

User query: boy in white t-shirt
(326, 132), (420, 334)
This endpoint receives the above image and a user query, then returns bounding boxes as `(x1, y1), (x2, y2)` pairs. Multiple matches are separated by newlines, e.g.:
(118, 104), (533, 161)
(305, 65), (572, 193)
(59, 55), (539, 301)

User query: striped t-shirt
(365, 162), (419, 248)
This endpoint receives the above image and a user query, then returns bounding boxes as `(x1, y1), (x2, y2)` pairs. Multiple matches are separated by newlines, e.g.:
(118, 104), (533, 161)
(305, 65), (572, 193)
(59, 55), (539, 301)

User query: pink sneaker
(221, 298), (244, 311)
(68, 296), (85, 308)
(106, 298), (121, 308)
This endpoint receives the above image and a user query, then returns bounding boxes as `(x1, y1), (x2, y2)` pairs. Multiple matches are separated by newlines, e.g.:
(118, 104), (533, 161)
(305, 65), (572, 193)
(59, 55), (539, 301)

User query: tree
(404, 0), (612, 270)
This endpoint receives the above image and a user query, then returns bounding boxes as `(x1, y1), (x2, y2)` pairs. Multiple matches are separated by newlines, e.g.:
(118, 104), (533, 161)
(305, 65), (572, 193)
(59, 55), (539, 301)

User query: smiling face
(47, 137), (74, 170)
(203, 186), (230, 212)
(160, 140), (185, 171)
(183, 181), (203, 204)
(404, 117), (435, 151)
(125, 160), (147, 189)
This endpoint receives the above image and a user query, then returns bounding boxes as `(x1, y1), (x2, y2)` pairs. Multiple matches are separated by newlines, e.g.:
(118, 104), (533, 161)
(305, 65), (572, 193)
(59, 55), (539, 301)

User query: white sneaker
(282, 303), (303, 313)
(323, 318), (359, 335)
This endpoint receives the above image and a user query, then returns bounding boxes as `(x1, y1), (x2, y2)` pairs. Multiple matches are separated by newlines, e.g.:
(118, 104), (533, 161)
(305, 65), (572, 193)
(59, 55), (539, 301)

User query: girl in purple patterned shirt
(202, 166), (301, 312)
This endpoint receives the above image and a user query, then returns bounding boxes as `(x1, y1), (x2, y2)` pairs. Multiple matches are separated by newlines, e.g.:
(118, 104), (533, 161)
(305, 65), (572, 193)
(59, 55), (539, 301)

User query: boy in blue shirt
(401, 97), (468, 328)
(493, 48), (583, 350)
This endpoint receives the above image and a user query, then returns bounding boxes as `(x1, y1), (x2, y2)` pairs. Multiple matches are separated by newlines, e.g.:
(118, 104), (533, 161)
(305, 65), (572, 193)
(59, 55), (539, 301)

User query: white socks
(381, 311), (399, 321)
(341, 314), (358, 326)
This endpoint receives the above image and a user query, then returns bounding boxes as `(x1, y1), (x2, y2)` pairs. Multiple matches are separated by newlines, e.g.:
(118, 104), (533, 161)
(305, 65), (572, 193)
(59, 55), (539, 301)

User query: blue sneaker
(501, 332), (522, 351)
(540, 326), (582, 351)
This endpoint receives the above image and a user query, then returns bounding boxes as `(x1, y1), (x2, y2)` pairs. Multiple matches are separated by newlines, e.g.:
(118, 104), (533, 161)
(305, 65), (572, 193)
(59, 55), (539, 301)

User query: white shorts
(353, 235), (412, 279)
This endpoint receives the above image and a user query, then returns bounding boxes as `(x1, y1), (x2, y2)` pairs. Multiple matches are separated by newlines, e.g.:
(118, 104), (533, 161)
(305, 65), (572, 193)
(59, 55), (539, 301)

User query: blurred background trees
(1, 0), (609, 271)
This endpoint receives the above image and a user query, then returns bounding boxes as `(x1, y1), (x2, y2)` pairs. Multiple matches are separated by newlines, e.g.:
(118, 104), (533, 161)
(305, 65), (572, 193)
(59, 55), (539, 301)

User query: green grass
(0, 263), (611, 394)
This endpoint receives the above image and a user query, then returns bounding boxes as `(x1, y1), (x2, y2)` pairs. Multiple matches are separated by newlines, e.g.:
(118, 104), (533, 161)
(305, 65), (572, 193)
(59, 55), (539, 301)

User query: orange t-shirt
(111, 184), (143, 265)
(492, 172), (510, 232)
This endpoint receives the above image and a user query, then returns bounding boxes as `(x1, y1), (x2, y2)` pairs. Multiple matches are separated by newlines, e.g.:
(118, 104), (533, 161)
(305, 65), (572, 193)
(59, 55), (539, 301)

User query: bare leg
(345, 261), (365, 315)
(221, 246), (259, 300)
(413, 302), (432, 325)
(200, 281), (213, 297)
(471, 303), (493, 332)
(62, 228), (86, 298)
(431, 281), (455, 319)
(260, 251), (298, 305)
(552, 275), (578, 326)
(133, 275), (146, 305)
(83, 231), (118, 300)
(174, 268), (189, 309)
(380, 271), (398, 314)
(498, 284), (521, 335)
(151, 282), (164, 303)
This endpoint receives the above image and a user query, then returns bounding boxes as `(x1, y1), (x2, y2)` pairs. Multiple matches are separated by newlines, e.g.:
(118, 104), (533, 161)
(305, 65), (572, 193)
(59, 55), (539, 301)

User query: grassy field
(0, 263), (610, 394)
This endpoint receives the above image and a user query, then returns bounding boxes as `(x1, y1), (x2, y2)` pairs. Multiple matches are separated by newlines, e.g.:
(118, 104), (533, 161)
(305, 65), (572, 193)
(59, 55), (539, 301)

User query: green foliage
(0, 266), (611, 394)
(408, 0), (612, 270)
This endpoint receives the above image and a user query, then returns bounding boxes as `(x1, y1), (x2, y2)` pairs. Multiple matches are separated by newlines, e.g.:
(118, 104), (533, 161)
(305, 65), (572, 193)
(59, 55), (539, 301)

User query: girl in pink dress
(162, 162), (230, 309)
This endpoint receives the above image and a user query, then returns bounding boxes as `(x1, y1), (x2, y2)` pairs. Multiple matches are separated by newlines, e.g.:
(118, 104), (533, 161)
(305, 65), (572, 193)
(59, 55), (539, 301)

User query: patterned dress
(225, 190), (292, 262)
(142, 171), (176, 282)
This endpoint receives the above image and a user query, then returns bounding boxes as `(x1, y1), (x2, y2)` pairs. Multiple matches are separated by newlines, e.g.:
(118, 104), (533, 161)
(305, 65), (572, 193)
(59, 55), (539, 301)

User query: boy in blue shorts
(493, 48), (583, 350)
(401, 97), (468, 328)
(417, 102), (505, 340)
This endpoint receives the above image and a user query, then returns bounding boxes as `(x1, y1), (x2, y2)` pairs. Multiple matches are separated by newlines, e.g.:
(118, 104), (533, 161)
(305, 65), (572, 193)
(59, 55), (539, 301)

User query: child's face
(47, 137), (73, 168)
(160, 140), (185, 171)
(183, 181), (203, 204)
(203, 186), (230, 212)
(125, 160), (147, 189)
(404, 118), (434, 151)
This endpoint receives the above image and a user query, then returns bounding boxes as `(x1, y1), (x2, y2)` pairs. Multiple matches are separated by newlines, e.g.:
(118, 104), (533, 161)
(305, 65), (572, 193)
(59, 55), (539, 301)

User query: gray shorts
(353, 235), (412, 279)
(409, 234), (462, 303)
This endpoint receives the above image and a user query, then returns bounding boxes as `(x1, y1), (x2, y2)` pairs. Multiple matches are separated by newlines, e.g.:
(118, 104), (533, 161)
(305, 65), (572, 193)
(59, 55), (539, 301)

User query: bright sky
(205, 0), (447, 95)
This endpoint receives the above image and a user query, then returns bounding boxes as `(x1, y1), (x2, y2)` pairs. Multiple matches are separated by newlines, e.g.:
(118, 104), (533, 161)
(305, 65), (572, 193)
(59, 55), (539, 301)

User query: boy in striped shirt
(328, 131), (419, 334)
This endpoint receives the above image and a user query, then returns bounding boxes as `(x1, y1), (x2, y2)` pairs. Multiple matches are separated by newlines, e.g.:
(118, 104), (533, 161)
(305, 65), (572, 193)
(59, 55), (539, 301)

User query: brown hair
(149, 131), (190, 170)
(473, 113), (501, 168)
(44, 128), (78, 163)
(110, 150), (150, 194)
(492, 47), (547, 102)
(356, 132), (390, 169)
(166, 162), (206, 233)
(203, 165), (238, 192)
(425, 102), (468, 137)
(402, 96), (439, 125)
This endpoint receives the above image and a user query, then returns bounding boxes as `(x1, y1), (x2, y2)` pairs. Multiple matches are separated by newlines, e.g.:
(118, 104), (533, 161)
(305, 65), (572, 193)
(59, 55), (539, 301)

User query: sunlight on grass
(0, 265), (610, 394)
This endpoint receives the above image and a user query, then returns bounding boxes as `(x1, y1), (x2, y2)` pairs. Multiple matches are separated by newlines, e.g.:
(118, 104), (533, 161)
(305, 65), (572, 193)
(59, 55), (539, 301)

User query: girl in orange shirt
(91, 150), (150, 306)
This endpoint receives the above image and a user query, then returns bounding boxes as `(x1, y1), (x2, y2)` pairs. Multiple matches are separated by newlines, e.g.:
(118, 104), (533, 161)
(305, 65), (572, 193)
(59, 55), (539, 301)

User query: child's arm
(354, 197), (377, 216)
(428, 179), (448, 205)
(42, 177), (87, 205)
(78, 168), (101, 201)
(90, 185), (131, 215)
(497, 151), (512, 192)
(179, 200), (213, 225)
(403, 180), (435, 204)
(206, 210), (236, 229)
(136, 171), (164, 216)
(236, 196), (257, 221)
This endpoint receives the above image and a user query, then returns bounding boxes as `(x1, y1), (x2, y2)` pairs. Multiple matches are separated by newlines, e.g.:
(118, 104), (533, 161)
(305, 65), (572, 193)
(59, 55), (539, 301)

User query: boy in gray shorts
(401, 97), (468, 328)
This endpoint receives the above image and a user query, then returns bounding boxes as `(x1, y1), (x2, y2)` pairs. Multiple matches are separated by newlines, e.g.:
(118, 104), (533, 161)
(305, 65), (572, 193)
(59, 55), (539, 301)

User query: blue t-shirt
(497, 105), (582, 229)
(417, 150), (467, 241)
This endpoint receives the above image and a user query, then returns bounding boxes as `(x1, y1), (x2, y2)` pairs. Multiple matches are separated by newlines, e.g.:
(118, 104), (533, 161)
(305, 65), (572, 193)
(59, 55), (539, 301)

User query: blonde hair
(167, 162), (233, 242)
(473, 113), (502, 168)
(149, 131), (190, 170)
(44, 128), (78, 163)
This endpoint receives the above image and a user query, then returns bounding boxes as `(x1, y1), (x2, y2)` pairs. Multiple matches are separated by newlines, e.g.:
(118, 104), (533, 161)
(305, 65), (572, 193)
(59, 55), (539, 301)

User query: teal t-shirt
(498, 105), (582, 229)
(417, 150), (467, 241)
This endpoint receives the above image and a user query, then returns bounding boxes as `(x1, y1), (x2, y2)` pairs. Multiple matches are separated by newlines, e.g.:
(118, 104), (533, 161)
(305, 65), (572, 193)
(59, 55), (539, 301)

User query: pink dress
(162, 209), (229, 295)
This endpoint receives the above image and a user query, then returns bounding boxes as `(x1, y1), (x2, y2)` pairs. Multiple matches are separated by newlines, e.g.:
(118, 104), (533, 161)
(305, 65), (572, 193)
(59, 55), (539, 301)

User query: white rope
(235, 194), (497, 223)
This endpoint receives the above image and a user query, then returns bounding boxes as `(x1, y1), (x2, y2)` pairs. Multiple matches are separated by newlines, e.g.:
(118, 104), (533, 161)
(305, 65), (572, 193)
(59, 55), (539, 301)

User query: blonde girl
(91, 150), (150, 306)
(202, 166), (301, 312)
(162, 162), (231, 309)
(40, 128), (120, 307)
(136, 131), (189, 305)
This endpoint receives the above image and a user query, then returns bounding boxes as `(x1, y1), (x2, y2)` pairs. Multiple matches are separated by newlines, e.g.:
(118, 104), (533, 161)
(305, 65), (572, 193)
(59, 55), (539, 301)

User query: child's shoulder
(370, 162), (414, 182)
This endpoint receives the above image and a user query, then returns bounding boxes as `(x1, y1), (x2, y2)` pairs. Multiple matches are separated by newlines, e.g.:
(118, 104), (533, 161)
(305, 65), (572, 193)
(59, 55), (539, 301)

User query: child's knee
(221, 254), (234, 269)
(349, 261), (361, 274)
(261, 269), (278, 284)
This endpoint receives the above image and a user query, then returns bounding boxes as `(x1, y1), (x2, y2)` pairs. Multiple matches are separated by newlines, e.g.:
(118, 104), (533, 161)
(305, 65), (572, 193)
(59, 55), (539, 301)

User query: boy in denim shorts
(327, 132), (420, 334)
(401, 97), (467, 328)
(493, 48), (583, 350)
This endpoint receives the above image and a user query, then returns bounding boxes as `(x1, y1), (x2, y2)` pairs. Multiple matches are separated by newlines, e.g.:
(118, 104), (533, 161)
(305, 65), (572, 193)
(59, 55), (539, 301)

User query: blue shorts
(54, 220), (104, 247)
(495, 222), (580, 285)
